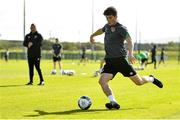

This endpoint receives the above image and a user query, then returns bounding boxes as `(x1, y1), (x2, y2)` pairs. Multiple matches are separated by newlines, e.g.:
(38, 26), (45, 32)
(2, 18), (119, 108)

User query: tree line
(0, 39), (179, 52)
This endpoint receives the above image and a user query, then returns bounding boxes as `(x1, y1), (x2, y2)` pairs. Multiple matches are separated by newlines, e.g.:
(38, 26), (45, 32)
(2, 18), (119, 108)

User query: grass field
(0, 59), (180, 119)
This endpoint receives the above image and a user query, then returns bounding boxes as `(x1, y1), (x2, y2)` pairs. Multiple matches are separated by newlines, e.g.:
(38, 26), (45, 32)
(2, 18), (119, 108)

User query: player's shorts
(141, 58), (148, 63)
(160, 56), (164, 60)
(53, 56), (61, 62)
(151, 56), (156, 62)
(101, 57), (137, 79)
(81, 54), (86, 59)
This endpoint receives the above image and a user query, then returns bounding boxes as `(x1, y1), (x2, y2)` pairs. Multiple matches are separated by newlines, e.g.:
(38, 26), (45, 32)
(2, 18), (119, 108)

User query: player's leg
(154, 58), (157, 69)
(26, 58), (34, 85)
(54, 61), (56, 70)
(162, 58), (165, 64)
(52, 57), (57, 74)
(58, 57), (62, 70)
(53, 57), (56, 70)
(5, 55), (7, 62)
(58, 60), (62, 74)
(129, 74), (163, 88)
(99, 73), (113, 97)
(99, 73), (120, 109)
(34, 57), (44, 85)
(159, 59), (161, 65)
(120, 58), (163, 88)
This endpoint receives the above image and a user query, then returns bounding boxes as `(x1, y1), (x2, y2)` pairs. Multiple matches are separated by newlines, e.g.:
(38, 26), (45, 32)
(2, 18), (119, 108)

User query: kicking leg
(129, 74), (163, 88)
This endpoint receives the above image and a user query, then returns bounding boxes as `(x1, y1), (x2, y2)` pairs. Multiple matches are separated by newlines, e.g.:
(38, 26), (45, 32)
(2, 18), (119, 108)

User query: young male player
(52, 38), (63, 74)
(147, 45), (157, 69)
(159, 47), (165, 65)
(90, 7), (163, 109)
(79, 45), (87, 65)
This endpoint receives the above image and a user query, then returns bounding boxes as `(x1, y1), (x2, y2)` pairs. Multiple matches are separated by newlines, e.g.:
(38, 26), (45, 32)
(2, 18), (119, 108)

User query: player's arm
(36, 34), (43, 46)
(59, 45), (63, 56)
(125, 34), (136, 64)
(90, 28), (104, 43)
(23, 35), (29, 47)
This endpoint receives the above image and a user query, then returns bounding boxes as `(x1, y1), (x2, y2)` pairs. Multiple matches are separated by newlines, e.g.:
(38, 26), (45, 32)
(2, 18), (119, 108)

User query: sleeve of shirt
(60, 44), (63, 51)
(102, 24), (107, 32)
(120, 26), (131, 40)
(23, 35), (28, 47)
(37, 34), (43, 46)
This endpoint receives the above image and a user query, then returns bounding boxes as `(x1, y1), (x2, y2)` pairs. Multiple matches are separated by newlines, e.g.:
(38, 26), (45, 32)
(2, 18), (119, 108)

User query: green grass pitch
(0, 59), (180, 119)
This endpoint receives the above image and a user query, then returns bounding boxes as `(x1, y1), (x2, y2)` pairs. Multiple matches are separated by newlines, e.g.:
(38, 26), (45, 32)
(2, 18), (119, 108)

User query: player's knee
(98, 79), (107, 86)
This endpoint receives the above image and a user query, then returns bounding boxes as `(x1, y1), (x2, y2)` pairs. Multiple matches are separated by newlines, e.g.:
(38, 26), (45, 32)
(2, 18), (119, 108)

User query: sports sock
(142, 76), (154, 82)
(108, 95), (117, 102)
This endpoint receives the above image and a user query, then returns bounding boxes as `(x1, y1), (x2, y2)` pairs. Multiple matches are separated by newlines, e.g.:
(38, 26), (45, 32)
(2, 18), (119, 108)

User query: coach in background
(23, 23), (45, 85)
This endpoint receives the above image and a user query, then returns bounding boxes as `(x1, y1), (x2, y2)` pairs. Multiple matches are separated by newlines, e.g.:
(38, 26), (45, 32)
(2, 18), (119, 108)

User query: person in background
(4, 48), (9, 62)
(147, 45), (157, 69)
(159, 47), (165, 65)
(51, 38), (63, 74)
(23, 23), (45, 85)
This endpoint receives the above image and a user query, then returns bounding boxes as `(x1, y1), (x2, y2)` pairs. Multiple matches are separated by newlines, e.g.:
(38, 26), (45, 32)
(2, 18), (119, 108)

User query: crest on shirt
(34, 35), (38, 39)
(110, 27), (115, 32)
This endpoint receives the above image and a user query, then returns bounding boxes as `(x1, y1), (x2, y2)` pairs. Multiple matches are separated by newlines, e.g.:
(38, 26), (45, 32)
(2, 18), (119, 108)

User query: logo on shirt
(110, 27), (115, 32)
(34, 35), (38, 39)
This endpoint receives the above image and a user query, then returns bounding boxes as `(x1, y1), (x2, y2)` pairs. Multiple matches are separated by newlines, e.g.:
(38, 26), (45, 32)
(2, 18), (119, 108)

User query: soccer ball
(61, 70), (75, 76)
(78, 96), (92, 110)
(51, 69), (57, 74)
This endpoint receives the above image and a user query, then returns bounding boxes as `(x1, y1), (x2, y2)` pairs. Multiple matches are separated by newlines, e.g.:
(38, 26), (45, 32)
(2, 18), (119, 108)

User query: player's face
(30, 24), (37, 33)
(106, 15), (117, 25)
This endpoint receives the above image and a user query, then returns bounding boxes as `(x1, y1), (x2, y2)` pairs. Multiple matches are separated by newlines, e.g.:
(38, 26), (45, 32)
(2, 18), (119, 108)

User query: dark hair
(31, 23), (36, 27)
(103, 7), (117, 16)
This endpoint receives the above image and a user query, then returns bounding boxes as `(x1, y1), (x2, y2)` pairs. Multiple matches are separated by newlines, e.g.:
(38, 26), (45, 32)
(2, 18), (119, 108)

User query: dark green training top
(23, 31), (43, 58)
(102, 22), (130, 59)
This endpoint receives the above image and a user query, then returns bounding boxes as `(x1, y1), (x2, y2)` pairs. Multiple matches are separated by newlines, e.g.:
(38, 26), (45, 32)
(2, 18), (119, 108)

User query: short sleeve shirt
(52, 43), (62, 56)
(102, 23), (130, 58)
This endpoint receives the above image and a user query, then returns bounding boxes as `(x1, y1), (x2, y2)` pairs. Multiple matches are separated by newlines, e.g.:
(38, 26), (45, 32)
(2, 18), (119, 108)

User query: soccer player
(80, 45), (87, 65)
(23, 23), (44, 85)
(135, 51), (148, 69)
(147, 45), (157, 69)
(52, 38), (63, 74)
(4, 48), (9, 62)
(159, 47), (165, 65)
(90, 7), (163, 109)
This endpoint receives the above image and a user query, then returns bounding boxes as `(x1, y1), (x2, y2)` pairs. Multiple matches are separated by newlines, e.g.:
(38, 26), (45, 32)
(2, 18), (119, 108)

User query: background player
(52, 38), (63, 74)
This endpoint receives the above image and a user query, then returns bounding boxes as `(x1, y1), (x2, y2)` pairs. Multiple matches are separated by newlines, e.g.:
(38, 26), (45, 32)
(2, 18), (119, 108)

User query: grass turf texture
(0, 60), (180, 119)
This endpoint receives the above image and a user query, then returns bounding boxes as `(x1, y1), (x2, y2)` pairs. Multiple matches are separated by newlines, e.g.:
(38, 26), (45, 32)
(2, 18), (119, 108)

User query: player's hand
(90, 35), (95, 44)
(28, 42), (33, 48)
(128, 54), (136, 64)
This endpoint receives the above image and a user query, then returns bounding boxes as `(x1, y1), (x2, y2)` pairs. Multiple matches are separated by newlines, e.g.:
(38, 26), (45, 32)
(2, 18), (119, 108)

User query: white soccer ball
(78, 96), (92, 110)
(51, 69), (57, 74)
(67, 70), (75, 76)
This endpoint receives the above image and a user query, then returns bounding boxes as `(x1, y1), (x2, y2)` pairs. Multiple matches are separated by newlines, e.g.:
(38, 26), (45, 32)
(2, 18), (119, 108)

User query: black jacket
(23, 31), (43, 58)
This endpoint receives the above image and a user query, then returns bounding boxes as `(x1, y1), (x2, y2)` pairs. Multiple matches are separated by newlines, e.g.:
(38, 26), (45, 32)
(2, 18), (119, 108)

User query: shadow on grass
(24, 107), (148, 117)
(0, 84), (25, 87)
